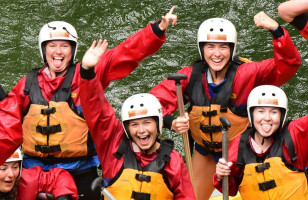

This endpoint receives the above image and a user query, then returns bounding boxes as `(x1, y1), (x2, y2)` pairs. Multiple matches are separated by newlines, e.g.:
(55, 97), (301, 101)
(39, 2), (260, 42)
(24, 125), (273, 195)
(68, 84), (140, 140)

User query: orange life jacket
(22, 66), (96, 163)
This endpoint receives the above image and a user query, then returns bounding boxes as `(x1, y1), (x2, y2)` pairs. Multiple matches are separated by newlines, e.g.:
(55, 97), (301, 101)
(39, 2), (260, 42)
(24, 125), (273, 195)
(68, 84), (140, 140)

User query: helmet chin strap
(261, 137), (266, 145)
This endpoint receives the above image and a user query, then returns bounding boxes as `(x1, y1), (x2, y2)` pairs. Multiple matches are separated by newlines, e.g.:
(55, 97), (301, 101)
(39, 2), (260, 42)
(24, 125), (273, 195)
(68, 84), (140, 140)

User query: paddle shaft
(174, 81), (194, 187)
(220, 117), (231, 200)
(102, 188), (116, 200)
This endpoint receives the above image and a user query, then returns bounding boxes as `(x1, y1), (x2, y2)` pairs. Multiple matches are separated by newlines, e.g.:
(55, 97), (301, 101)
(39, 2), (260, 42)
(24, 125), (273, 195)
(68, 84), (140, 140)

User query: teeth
(138, 135), (149, 141)
(212, 59), (222, 63)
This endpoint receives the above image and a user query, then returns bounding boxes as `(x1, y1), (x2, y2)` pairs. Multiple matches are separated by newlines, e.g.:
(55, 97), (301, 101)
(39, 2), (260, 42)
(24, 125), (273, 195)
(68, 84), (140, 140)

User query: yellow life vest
(239, 157), (308, 200)
(185, 58), (249, 152)
(108, 138), (174, 200)
(237, 124), (308, 200)
(22, 66), (96, 161)
(108, 168), (174, 200)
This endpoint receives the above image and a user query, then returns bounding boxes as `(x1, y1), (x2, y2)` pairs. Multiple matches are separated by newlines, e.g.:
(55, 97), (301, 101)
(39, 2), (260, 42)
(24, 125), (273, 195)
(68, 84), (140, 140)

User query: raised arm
(94, 6), (177, 88)
(80, 39), (125, 174)
(278, 0), (308, 22)
(252, 11), (301, 86)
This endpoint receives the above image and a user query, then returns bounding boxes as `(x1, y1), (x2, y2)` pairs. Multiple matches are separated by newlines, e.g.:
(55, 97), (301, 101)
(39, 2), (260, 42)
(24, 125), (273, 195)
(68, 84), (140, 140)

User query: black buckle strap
(220, 107), (227, 113)
(131, 191), (150, 200)
(203, 141), (222, 150)
(200, 124), (222, 133)
(41, 107), (56, 115)
(258, 180), (277, 191)
(135, 174), (151, 182)
(202, 110), (217, 117)
(36, 124), (62, 135)
(255, 162), (270, 173)
(35, 145), (61, 153)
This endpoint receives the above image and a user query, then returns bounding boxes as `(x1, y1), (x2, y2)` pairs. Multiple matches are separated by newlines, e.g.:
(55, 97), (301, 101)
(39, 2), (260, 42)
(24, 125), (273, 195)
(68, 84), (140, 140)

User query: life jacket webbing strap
(24, 68), (40, 95)
(202, 140), (222, 151)
(35, 144), (61, 153)
(41, 107), (56, 115)
(135, 174), (151, 182)
(131, 191), (150, 200)
(282, 121), (298, 163)
(258, 180), (277, 191)
(202, 110), (217, 117)
(114, 137), (128, 159)
(51, 65), (76, 102)
(184, 59), (206, 104)
(36, 124), (62, 135)
(200, 124), (222, 133)
(236, 129), (252, 166)
(255, 162), (270, 173)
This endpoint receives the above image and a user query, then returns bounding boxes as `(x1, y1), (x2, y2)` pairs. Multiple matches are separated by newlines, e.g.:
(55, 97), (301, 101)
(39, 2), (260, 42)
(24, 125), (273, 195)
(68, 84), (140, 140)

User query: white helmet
(5, 148), (23, 179)
(38, 21), (78, 63)
(197, 18), (237, 60)
(121, 93), (163, 139)
(247, 85), (288, 126)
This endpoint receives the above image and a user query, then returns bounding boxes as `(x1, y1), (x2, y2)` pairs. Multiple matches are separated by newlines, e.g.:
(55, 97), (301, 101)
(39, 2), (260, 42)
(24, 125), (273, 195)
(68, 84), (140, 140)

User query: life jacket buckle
(131, 191), (150, 200)
(258, 180), (277, 191)
(202, 141), (222, 150)
(202, 110), (217, 117)
(255, 162), (270, 173)
(135, 174), (151, 182)
(41, 107), (56, 115)
(200, 125), (222, 133)
(35, 145), (61, 153)
(36, 124), (62, 135)
(220, 107), (227, 113)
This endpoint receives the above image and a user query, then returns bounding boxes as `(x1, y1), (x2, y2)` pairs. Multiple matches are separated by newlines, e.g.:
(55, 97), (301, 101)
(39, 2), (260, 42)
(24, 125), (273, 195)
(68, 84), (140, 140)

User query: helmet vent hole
(140, 103), (144, 107)
(220, 28), (223, 32)
(210, 28), (214, 32)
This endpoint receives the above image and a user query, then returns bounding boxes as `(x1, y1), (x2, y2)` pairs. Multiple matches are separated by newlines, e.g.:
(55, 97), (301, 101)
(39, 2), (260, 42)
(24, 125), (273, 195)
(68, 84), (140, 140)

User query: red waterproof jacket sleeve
(150, 27), (301, 117)
(94, 23), (166, 89)
(80, 70), (125, 179)
(0, 88), (24, 165)
(165, 151), (196, 199)
(17, 166), (78, 200)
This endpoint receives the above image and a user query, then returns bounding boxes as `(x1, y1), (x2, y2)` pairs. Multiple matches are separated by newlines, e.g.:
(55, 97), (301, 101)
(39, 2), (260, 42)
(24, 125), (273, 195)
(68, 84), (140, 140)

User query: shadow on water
(0, 0), (307, 154)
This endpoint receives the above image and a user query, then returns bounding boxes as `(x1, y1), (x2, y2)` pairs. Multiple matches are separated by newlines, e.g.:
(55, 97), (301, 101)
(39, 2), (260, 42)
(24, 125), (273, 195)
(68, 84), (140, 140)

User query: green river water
(0, 0), (307, 153)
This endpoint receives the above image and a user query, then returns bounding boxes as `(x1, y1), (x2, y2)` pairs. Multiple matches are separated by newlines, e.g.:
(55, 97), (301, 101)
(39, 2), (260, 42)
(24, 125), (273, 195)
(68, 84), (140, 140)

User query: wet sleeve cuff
(80, 64), (96, 80)
(151, 21), (165, 38)
(0, 85), (7, 101)
(269, 25), (284, 39)
(290, 12), (308, 31)
(163, 114), (175, 130)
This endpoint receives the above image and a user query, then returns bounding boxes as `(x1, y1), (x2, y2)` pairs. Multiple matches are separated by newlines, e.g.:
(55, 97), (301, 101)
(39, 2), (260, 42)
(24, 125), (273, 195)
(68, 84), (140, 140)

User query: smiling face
(253, 107), (281, 139)
(0, 161), (20, 193)
(127, 117), (159, 154)
(203, 42), (231, 72)
(45, 40), (72, 78)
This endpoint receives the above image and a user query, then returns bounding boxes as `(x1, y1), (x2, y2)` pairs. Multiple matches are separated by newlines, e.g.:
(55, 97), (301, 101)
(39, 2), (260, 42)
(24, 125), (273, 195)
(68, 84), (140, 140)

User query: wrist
(151, 21), (165, 37)
(80, 64), (95, 80)
(269, 25), (284, 39)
